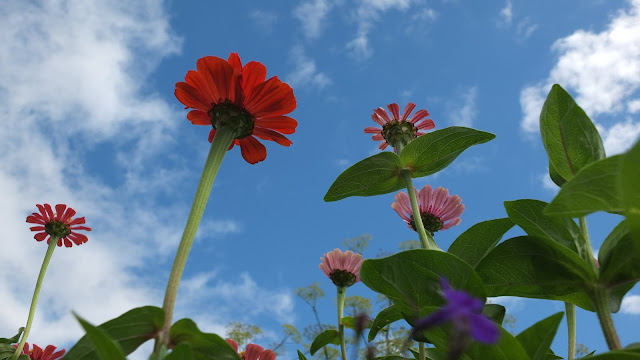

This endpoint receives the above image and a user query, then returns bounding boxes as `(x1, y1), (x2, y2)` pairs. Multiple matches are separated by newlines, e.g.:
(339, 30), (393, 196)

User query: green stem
(12, 236), (59, 360)
(155, 126), (236, 350)
(579, 217), (598, 272)
(337, 287), (347, 360)
(418, 342), (426, 360)
(565, 302), (576, 360)
(400, 170), (439, 251)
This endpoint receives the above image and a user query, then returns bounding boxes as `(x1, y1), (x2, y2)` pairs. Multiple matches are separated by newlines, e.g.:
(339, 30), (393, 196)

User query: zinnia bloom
(364, 102), (434, 151)
(226, 339), (276, 360)
(26, 204), (91, 248)
(412, 278), (499, 345)
(319, 249), (364, 288)
(175, 53), (297, 164)
(391, 185), (463, 234)
(13, 343), (65, 360)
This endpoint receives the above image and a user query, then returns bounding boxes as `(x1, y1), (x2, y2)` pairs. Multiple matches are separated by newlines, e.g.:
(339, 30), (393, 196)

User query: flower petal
(187, 110), (212, 125)
(244, 76), (296, 118)
(387, 103), (400, 120)
(401, 102), (416, 121)
(253, 128), (293, 147)
(199, 56), (235, 103)
(175, 82), (212, 111)
(242, 61), (268, 99)
(254, 116), (297, 134)
(239, 136), (267, 164)
(469, 313), (501, 344)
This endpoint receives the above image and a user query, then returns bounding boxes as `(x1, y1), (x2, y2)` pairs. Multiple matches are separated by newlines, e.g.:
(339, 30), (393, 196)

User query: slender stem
(579, 217), (598, 272)
(12, 236), (59, 360)
(565, 302), (576, 360)
(593, 287), (621, 350)
(418, 342), (426, 360)
(337, 287), (347, 360)
(156, 126), (236, 349)
(400, 170), (439, 251)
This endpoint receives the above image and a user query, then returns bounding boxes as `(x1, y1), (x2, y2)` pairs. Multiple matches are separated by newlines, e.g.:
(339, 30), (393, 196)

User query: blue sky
(1, 0), (640, 358)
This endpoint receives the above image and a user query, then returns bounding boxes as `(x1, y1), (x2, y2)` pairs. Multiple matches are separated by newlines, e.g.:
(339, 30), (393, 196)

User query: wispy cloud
(250, 10), (278, 31)
(499, 0), (513, 26)
(516, 17), (538, 41)
(448, 86), (478, 127)
(621, 294), (640, 314)
(294, 0), (333, 39)
(286, 45), (332, 89)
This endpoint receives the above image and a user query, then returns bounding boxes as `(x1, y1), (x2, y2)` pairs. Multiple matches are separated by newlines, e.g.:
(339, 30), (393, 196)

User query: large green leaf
(399, 127), (495, 178)
(166, 344), (195, 360)
(309, 329), (339, 356)
(74, 314), (127, 360)
(622, 139), (640, 258)
(545, 156), (624, 217)
(448, 218), (514, 268)
(0, 328), (23, 344)
(360, 249), (486, 321)
(420, 326), (530, 360)
(475, 236), (596, 310)
(515, 312), (564, 360)
(65, 306), (164, 359)
(368, 305), (404, 342)
(169, 318), (241, 360)
(482, 304), (506, 325)
(505, 199), (585, 256)
(539, 84), (605, 182)
(324, 152), (403, 201)
(0, 344), (17, 360)
(581, 351), (640, 359)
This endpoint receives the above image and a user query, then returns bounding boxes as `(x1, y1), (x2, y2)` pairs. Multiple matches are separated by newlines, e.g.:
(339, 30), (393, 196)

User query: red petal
(253, 128), (292, 146)
(387, 103), (400, 120)
(225, 339), (239, 352)
(199, 56), (235, 103)
(261, 350), (276, 360)
(244, 76), (296, 118)
(242, 61), (267, 99)
(364, 126), (382, 134)
(185, 70), (216, 104)
(35, 232), (48, 241)
(187, 110), (212, 125)
(227, 53), (243, 73)
(401, 102), (416, 121)
(32, 344), (43, 357)
(175, 82), (212, 111)
(30, 226), (46, 231)
(239, 136), (267, 164)
(67, 216), (86, 225)
(63, 238), (73, 247)
(254, 116), (297, 134)
(26, 215), (46, 225)
(44, 204), (55, 221)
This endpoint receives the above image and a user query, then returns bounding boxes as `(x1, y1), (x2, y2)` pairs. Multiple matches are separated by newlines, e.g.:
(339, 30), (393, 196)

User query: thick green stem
(156, 126), (236, 349)
(337, 287), (347, 360)
(12, 236), (59, 360)
(593, 287), (621, 350)
(418, 342), (426, 360)
(400, 170), (439, 251)
(565, 302), (576, 360)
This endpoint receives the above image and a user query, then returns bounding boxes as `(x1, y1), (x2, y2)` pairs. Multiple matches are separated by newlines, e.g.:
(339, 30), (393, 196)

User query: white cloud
(287, 46), (332, 89)
(449, 86), (478, 127)
(294, 0), (333, 39)
(621, 294), (640, 314)
(499, 0), (513, 26)
(520, 0), (640, 151)
(601, 118), (640, 155)
(516, 18), (538, 41)
(629, 99), (640, 113)
(250, 10), (278, 30)
(540, 172), (559, 192)
(487, 296), (526, 312)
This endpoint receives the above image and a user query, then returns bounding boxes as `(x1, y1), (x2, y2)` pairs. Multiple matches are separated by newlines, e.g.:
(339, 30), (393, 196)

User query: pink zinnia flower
(319, 249), (364, 288)
(392, 185), (464, 234)
(226, 339), (276, 360)
(26, 204), (91, 247)
(364, 102), (434, 151)
(13, 343), (65, 360)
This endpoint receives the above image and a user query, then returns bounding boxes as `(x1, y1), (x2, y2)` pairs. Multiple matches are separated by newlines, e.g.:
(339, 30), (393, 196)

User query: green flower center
(410, 213), (443, 235)
(329, 270), (357, 288)
(44, 220), (71, 239)
(208, 101), (255, 139)
(381, 120), (417, 150)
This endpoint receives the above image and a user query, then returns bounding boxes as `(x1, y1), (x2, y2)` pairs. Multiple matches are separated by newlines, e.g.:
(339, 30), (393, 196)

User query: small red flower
(175, 53), (297, 164)
(319, 249), (364, 288)
(364, 102), (434, 151)
(26, 204), (91, 247)
(226, 339), (276, 360)
(13, 343), (65, 360)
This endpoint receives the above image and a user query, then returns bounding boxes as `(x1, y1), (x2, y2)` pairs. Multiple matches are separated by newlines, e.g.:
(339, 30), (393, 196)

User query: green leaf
(0, 343), (17, 360)
(580, 350), (640, 359)
(448, 218), (514, 268)
(400, 127), (495, 178)
(166, 344), (195, 360)
(622, 139), (640, 259)
(464, 328), (531, 360)
(0, 328), (24, 344)
(74, 313), (127, 360)
(545, 155), (624, 217)
(505, 199), (585, 256)
(548, 163), (566, 187)
(539, 84), (605, 182)
(65, 306), (164, 359)
(360, 249), (486, 321)
(368, 305), (404, 342)
(598, 221), (640, 312)
(340, 316), (371, 330)
(297, 350), (308, 360)
(475, 236), (596, 310)
(324, 152), (403, 201)
(482, 304), (506, 325)
(309, 329), (339, 356)
(515, 312), (564, 360)
(169, 319), (241, 360)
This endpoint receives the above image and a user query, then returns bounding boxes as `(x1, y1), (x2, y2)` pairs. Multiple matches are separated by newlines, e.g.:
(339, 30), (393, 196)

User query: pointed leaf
(475, 236), (596, 310)
(74, 314), (127, 360)
(0, 344), (17, 360)
(448, 218), (514, 268)
(539, 84), (605, 182)
(545, 155), (624, 217)
(169, 318), (241, 360)
(515, 312), (564, 360)
(621, 139), (640, 258)
(309, 329), (339, 356)
(324, 152), (403, 201)
(368, 305), (404, 342)
(297, 350), (308, 360)
(400, 127), (495, 178)
(65, 306), (164, 359)
(548, 163), (566, 187)
(0, 328), (24, 344)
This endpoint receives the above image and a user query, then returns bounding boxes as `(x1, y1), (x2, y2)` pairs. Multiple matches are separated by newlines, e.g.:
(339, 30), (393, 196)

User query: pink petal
(401, 102), (416, 121)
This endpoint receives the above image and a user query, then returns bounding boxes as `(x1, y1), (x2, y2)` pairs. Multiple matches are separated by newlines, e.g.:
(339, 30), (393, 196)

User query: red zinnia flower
(175, 53), (297, 164)
(13, 343), (65, 360)
(392, 185), (464, 234)
(226, 339), (276, 360)
(26, 204), (91, 247)
(364, 102), (434, 151)
(319, 249), (364, 288)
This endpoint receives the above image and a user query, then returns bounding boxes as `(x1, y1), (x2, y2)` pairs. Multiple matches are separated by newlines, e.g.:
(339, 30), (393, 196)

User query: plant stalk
(565, 302), (576, 360)
(337, 287), (348, 360)
(400, 170), (439, 251)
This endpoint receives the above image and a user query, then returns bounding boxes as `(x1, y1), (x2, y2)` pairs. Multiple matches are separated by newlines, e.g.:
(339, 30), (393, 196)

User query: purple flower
(413, 278), (500, 345)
